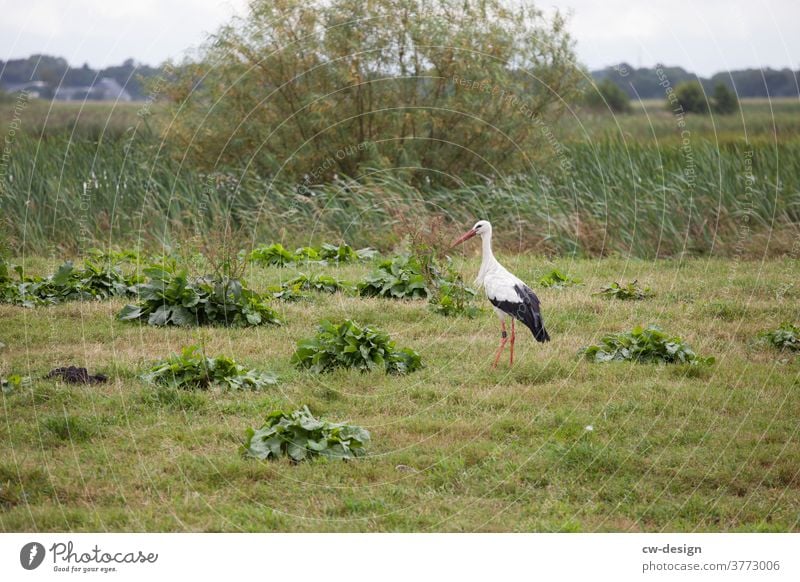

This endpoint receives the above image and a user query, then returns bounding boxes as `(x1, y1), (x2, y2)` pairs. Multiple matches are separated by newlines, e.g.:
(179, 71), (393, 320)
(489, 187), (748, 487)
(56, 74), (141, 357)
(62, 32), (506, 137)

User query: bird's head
(452, 220), (492, 247)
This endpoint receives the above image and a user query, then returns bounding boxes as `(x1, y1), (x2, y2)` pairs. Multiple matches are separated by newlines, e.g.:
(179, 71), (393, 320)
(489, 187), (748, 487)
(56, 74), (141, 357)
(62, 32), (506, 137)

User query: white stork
(452, 220), (550, 367)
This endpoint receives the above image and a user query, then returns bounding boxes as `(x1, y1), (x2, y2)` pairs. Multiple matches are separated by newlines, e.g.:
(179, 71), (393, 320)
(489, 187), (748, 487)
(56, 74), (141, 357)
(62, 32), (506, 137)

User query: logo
(20, 542), (46, 570)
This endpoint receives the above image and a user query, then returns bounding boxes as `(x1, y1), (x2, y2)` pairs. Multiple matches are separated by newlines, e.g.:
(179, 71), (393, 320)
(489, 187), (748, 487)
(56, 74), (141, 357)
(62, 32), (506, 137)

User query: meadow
(1, 97), (799, 532)
(1, 254), (798, 532)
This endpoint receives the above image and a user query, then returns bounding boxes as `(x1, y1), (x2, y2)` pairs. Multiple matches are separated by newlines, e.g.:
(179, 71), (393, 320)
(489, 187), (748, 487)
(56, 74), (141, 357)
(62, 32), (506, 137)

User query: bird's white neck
(475, 233), (499, 287)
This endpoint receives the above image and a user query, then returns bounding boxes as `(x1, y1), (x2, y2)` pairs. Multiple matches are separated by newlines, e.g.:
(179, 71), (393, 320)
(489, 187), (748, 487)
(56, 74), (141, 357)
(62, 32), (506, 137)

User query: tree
(712, 82), (738, 115)
(161, 0), (584, 184)
(584, 79), (631, 113)
(672, 81), (708, 114)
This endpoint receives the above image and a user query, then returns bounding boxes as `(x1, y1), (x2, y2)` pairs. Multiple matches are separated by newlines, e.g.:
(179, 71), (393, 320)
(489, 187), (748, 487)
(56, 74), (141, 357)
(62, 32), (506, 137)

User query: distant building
(2, 80), (49, 99)
(53, 77), (133, 102)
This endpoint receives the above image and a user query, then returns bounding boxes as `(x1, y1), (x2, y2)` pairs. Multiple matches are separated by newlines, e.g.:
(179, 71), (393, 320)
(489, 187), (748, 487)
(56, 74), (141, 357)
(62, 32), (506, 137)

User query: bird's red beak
(451, 228), (477, 248)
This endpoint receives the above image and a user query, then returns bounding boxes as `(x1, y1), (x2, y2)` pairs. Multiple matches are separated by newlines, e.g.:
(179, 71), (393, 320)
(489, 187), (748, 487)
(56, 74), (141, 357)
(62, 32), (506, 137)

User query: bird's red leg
(492, 321), (508, 369)
(510, 319), (515, 365)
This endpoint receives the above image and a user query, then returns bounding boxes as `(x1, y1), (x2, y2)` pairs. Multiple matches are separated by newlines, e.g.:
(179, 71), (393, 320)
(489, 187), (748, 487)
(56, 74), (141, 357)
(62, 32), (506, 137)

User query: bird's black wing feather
(489, 284), (550, 342)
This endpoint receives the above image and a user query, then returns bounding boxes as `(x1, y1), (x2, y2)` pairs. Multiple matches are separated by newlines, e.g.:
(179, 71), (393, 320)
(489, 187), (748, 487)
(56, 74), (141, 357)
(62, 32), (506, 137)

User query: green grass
(1, 255), (798, 532)
(1, 99), (799, 257)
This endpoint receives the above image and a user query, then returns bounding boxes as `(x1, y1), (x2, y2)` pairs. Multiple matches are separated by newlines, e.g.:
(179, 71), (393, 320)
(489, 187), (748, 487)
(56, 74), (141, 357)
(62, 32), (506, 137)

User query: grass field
(2, 254), (799, 532)
(1, 94), (798, 533)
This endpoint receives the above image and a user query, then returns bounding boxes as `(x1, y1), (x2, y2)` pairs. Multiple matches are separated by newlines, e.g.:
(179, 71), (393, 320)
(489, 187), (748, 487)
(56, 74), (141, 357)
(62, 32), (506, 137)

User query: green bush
(243, 406), (370, 462)
(358, 255), (428, 299)
(292, 320), (422, 374)
(758, 323), (800, 352)
(585, 79), (631, 113)
(594, 280), (654, 301)
(580, 325), (714, 366)
(143, 345), (278, 391)
(672, 81), (709, 114)
(118, 265), (280, 327)
(712, 82), (739, 115)
(162, 0), (583, 182)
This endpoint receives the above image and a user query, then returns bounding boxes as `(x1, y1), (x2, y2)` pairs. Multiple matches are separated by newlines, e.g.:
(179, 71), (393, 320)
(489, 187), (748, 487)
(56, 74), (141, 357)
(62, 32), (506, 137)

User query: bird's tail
(529, 314), (550, 343)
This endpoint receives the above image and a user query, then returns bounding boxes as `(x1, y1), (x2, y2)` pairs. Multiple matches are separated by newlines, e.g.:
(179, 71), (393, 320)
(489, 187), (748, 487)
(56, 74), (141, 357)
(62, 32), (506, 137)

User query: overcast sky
(1, 0), (798, 76)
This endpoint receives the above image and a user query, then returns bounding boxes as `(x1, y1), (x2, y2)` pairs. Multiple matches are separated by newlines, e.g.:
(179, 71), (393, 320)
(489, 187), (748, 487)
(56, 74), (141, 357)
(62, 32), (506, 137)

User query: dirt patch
(46, 366), (107, 384)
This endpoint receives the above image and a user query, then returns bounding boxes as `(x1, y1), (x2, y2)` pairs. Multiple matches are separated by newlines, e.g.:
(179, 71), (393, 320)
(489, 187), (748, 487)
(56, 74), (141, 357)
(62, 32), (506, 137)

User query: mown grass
(1, 255), (798, 532)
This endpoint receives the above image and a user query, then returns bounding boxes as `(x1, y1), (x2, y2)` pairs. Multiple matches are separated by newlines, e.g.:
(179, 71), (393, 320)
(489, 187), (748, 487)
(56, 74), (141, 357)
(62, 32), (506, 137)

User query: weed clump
(758, 323), (800, 352)
(292, 320), (422, 375)
(243, 406), (370, 462)
(118, 265), (280, 327)
(580, 325), (714, 366)
(143, 345), (278, 391)
(595, 280), (654, 300)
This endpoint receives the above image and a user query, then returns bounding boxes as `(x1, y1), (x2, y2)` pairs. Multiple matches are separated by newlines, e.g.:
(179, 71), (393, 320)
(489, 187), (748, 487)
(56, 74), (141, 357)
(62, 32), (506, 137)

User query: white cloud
(1, 0), (798, 75)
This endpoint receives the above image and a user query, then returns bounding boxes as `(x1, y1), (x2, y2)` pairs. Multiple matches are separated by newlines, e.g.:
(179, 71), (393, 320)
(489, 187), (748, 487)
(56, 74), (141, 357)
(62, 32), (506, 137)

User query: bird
(452, 220), (550, 367)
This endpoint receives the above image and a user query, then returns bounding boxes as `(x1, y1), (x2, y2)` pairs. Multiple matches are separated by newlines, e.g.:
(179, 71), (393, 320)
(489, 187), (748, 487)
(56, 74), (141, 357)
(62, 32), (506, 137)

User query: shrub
(712, 82), (739, 115)
(585, 79), (631, 113)
(143, 345), (278, 391)
(292, 320), (422, 374)
(594, 280), (654, 301)
(539, 269), (582, 289)
(758, 323), (800, 352)
(118, 265), (280, 327)
(243, 405), (370, 462)
(580, 325), (714, 366)
(672, 81), (709, 114)
(249, 244), (296, 267)
(358, 255), (428, 299)
(162, 0), (583, 183)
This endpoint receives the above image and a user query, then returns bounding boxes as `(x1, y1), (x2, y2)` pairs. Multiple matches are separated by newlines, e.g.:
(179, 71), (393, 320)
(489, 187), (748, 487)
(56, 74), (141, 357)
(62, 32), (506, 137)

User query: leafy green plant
(539, 269), (582, 289)
(249, 243), (297, 267)
(268, 284), (309, 302)
(429, 276), (480, 318)
(0, 259), (139, 307)
(758, 323), (800, 352)
(358, 255), (428, 299)
(292, 320), (422, 375)
(285, 273), (349, 294)
(318, 243), (377, 264)
(268, 274), (350, 302)
(1, 374), (31, 395)
(580, 325), (714, 366)
(243, 405), (370, 462)
(250, 243), (375, 267)
(118, 265), (280, 327)
(294, 246), (321, 261)
(595, 280), (654, 301)
(143, 345), (278, 391)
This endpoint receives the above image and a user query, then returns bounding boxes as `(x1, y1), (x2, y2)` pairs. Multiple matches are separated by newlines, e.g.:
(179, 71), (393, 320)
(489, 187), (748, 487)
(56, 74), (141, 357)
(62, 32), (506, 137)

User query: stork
(452, 220), (550, 367)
